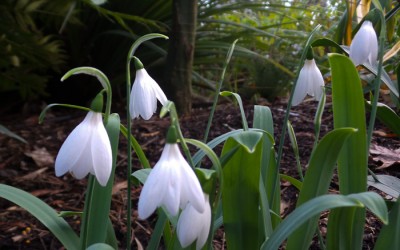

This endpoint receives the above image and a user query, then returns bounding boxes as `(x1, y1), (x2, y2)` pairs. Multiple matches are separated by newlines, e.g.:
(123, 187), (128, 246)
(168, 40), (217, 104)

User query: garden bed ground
(0, 95), (399, 249)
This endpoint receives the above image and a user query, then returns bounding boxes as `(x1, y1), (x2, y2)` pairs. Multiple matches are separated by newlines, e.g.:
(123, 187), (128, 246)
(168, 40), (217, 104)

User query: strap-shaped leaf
(262, 192), (387, 250)
(221, 131), (264, 249)
(0, 184), (79, 250)
(328, 53), (368, 249)
(286, 128), (357, 250)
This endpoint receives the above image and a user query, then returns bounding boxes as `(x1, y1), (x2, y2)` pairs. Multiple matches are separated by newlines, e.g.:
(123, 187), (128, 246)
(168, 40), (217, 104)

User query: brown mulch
(0, 96), (399, 249)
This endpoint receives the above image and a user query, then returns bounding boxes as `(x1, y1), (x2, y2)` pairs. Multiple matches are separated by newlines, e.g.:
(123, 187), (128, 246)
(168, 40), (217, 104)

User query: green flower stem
(273, 24), (321, 205)
(125, 33), (168, 250)
(203, 39), (238, 143)
(79, 176), (95, 250)
(161, 101), (195, 168)
(184, 138), (223, 250)
(60, 67), (112, 124)
(313, 89), (326, 149)
(367, 1), (386, 151)
(287, 120), (304, 181)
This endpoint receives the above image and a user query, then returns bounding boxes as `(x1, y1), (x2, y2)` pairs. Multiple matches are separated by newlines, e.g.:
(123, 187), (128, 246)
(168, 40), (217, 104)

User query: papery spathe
(55, 111), (112, 186)
(177, 194), (211, 250)
(138, 143), (205, 219)
(129, 68), (168, 120)
(292, 59), (324, 106)
(349, 21), (378, 66)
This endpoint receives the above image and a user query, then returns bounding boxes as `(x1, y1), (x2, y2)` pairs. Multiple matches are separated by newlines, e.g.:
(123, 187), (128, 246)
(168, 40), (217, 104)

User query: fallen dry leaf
(24, 147), (54, 167)
(112, 180), (127, 195)
(369, 144), (400, 169)
(19, 167), (48, 181)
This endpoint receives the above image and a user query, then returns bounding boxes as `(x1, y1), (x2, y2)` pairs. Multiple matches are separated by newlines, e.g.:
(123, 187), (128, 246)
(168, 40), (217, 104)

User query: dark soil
(0, 96), (399, 249)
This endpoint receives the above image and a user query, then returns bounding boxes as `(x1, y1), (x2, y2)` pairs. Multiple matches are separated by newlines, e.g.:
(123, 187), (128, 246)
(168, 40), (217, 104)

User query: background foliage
(0, 0), (398, 104)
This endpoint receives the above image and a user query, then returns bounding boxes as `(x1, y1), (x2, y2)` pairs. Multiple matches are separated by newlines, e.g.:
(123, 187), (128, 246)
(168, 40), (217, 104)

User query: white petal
(55, 113), (92, 177)
(161, 165), (181, 216)
(196, 197), (211, 250)
(177, 204), (199, 247)
(138, 164), (168, 219)
(91, 113), (112, 186)
(308, 60), (324, 101)
(367, 27), (378, 64)
(68, 144), (93, 179)
(152, 80), (168, 106)
(177, 194), (211, 250)
(292, 63), (309, 106)
(138, 145), (182, 219)
(129, 69), (158, 120)
(158, 144), (182, 216)
(168, 144), (204, 213)
(350, 21), (377, 66)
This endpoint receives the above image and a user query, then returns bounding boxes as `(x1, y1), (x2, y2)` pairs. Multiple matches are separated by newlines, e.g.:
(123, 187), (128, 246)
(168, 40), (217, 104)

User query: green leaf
(330, 53), (368, 192)
(220, 91), (248, 130)
(192, 129), (252, 165)
(327, 191), (389, 250)
(253, 105), (280, 229)
(120, 124), (150, 169)
(147, 209), (169, 250)
(195, 168), (217, 195)
(367, 175), (400, 198)
(229, 130), (263, 153)
(375, 198), (400, 250)
(105, 218), (118, 249)
(80, 114), (120, 248)
(286, 128), (357, 250)
(0, 124), (27, 143)
(86, 243), (114, 250)
(365, 101), (400, 137)
(253, 105), (274, 137)
(328, 53), (368, 249)
(132, 168), (151, 184)
(280, 174), (302, 190)
(262, 192), (387, 250)
(221, 131), (264, 250)
(0, 184), (79, 250)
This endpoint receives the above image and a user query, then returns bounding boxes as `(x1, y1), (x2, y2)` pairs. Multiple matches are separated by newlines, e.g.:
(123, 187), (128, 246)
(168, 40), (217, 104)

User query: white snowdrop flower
(55, 111), (112, 186)
(177, 194), (211, 250)
(138, 132), (205, 219)
(129, 57), (167, 120)
(292, 59), (324, 106)
(349, 20), (378, 66)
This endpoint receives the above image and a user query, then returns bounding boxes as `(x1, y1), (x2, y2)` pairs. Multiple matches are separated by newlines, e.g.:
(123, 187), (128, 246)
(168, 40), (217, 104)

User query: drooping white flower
(349, 20), (378, 66)
(129, 58), (167, 120)
(292, 59), (324, 106)
(177, 194), (211, 250)
(138, 143), (205, 220)
(55, 111), (112, 186)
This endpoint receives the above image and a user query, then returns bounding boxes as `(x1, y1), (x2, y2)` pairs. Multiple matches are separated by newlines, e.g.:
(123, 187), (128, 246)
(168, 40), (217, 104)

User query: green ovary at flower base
(138, 136), (205, 219)
(129, 57), (168, 120)
(349, 20), (378, 66)
(292, 58), (324, 106)
(177, 193), (211, 250)
(55, 111), (112, 187)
